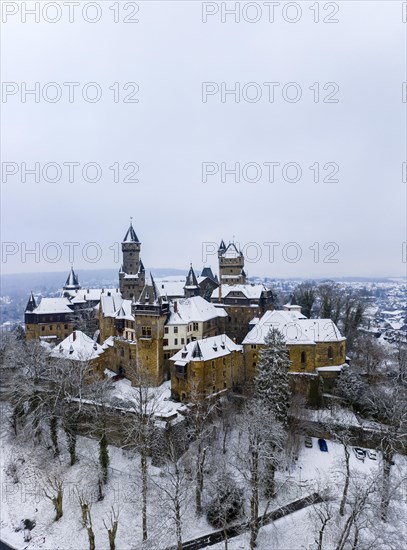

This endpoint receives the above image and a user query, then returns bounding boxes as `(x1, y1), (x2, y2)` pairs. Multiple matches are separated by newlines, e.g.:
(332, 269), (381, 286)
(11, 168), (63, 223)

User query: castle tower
(184, 264), (200, 298)
(119, 219), (145, 300)
(131, 274), (169, 384)
(218, 240), (246, 285)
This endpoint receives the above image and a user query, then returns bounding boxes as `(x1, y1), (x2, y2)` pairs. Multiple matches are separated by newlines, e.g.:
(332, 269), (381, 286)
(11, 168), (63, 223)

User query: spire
(218, 239), (226, 253)
(64, 266), (80, 290)
(25, 291), (37, 312)
(150, 273), (159, 302)
(138, 258), (145, 273)
(184, 263), (199, 289)
(122, 218), (140, 243)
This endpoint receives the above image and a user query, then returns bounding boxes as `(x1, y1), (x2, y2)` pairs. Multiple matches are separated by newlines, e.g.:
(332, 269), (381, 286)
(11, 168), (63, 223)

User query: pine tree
(255, 327), (291, 425)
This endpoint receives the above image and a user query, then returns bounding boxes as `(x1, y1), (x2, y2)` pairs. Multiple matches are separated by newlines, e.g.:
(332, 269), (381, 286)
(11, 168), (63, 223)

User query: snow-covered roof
(167, 296), (227, 325)
(219, 242), (242, 258)
(66, 288), (118, 303)
(211, 284), (267, 300)
(242, 310), (345, 345)
(170, 334), (242, 363)
(50, 330), (104, 361)
(316, 365), (346, 372)
(33, 297), (73, 314)
(100, 295), (133, 320)
(155, 277), (186, 298)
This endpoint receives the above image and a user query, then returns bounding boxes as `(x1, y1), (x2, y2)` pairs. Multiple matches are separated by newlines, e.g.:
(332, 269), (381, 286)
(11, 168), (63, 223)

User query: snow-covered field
(1, 406), (406, 550)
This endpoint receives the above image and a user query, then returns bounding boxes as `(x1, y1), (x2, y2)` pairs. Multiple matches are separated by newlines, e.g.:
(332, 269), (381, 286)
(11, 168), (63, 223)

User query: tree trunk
(66, 428), (77, 466)
(141, 450), (148, 541)
(195, 444), (206, 516)
(50, 416), (60, 457)
(250, 449), (259, 549)
(381, 452), (392, 521)
(339, 446), (350, 516)
(99, 432), (109, 484)
(53, 490), (63, 521)
(317, 518), (329, 550)
(107, 522), (118, 550)
(87, 527), (95, 550)
(264, 454), (276, 499)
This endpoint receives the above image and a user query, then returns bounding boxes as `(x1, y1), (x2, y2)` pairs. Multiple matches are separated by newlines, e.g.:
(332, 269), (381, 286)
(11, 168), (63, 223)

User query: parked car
(367, 449), (377, 460)
(318, 439), (328, 452)
(305, 436), (313, 448)
(353, 448), (366, 461)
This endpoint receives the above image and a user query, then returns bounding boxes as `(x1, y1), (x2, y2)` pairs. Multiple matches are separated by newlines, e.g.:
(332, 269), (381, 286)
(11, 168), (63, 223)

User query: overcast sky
(1, 1), (406, 279)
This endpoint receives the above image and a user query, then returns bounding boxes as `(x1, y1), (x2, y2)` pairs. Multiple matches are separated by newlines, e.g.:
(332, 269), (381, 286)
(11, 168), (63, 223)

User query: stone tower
(131, 274), (169, 384)
(119, 220), (145, 300)
(218, 240), (246, 285)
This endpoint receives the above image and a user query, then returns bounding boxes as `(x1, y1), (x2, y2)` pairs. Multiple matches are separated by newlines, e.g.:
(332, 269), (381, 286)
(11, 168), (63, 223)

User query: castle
(25, 221), (347, 402)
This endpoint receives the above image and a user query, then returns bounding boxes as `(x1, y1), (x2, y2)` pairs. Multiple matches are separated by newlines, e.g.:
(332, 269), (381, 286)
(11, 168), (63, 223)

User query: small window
(181, 338), (185, 345)
(163, 339), (168, 346)
(193, 322), (198, 331)
(64, 324), (68, 329)
(164, 327), (169, 334)
(212, 360), (215, 368)
(174, 327), (178, 334)
(251, 344), (256, 349)
(328, 346), (333, 360)
(142, 326), (152, 337)
(174, 338), (178, 346)
(301, 351), (306, 365)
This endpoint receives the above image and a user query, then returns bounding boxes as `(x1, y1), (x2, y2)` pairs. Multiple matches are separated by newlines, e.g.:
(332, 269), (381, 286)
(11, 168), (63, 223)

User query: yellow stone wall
(171, 349), (244, 402)
(25, 322), (73, 342)
(244, 339), (346, 379)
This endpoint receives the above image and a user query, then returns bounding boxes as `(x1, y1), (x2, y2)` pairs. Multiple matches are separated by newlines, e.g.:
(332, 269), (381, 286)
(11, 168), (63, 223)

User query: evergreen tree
(255, 327), (291, 425)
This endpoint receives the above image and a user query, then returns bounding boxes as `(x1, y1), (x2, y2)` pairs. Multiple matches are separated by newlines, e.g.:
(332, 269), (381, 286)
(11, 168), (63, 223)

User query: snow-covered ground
(1, 408), (406, 550)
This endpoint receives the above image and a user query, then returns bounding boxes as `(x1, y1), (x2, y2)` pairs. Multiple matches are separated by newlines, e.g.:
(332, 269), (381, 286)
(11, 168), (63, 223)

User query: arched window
(328, 346), (333, 360)
(300, 351), (306, 365)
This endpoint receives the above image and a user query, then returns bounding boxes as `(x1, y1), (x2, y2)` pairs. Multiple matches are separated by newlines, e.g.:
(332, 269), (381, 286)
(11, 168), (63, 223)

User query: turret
(184, 264), (199, 298)
(119, 218), (145, 299)
(25, 291), (37, 312)
(63, 266), (80, 291)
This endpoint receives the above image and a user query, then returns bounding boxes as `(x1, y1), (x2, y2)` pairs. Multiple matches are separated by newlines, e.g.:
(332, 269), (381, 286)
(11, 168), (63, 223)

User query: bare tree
(78, 492), (95, 550)
(234, 400), (285, 549)
(187, 381), (218, 516)
(122, 365), (164, 542)
(152, 425), (189, 550)
(44, 475), (64, 521)
(103, 506), (120, 550)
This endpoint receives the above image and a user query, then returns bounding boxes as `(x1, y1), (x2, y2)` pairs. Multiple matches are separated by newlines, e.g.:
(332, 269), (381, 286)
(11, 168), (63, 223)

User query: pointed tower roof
(218, 239), (226, 253)
(25, 292), (37, 312)
(138, 258), (145, 273)
(184, 264), (199, 290)
(150, 273), (159, 302)
(122, 219), (140, 243)
(200, 266), (216, 282)
(192, 341), (203, 359)
(64, 266), (80, 290)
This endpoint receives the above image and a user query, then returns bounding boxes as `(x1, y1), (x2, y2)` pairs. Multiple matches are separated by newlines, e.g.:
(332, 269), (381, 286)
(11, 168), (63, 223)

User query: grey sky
(1, 1), (406, 278)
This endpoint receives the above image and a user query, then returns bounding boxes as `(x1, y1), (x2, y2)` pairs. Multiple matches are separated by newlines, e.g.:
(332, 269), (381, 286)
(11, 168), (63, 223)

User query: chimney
(218, 284), (222, 303)
(174, 301), (178, 313)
